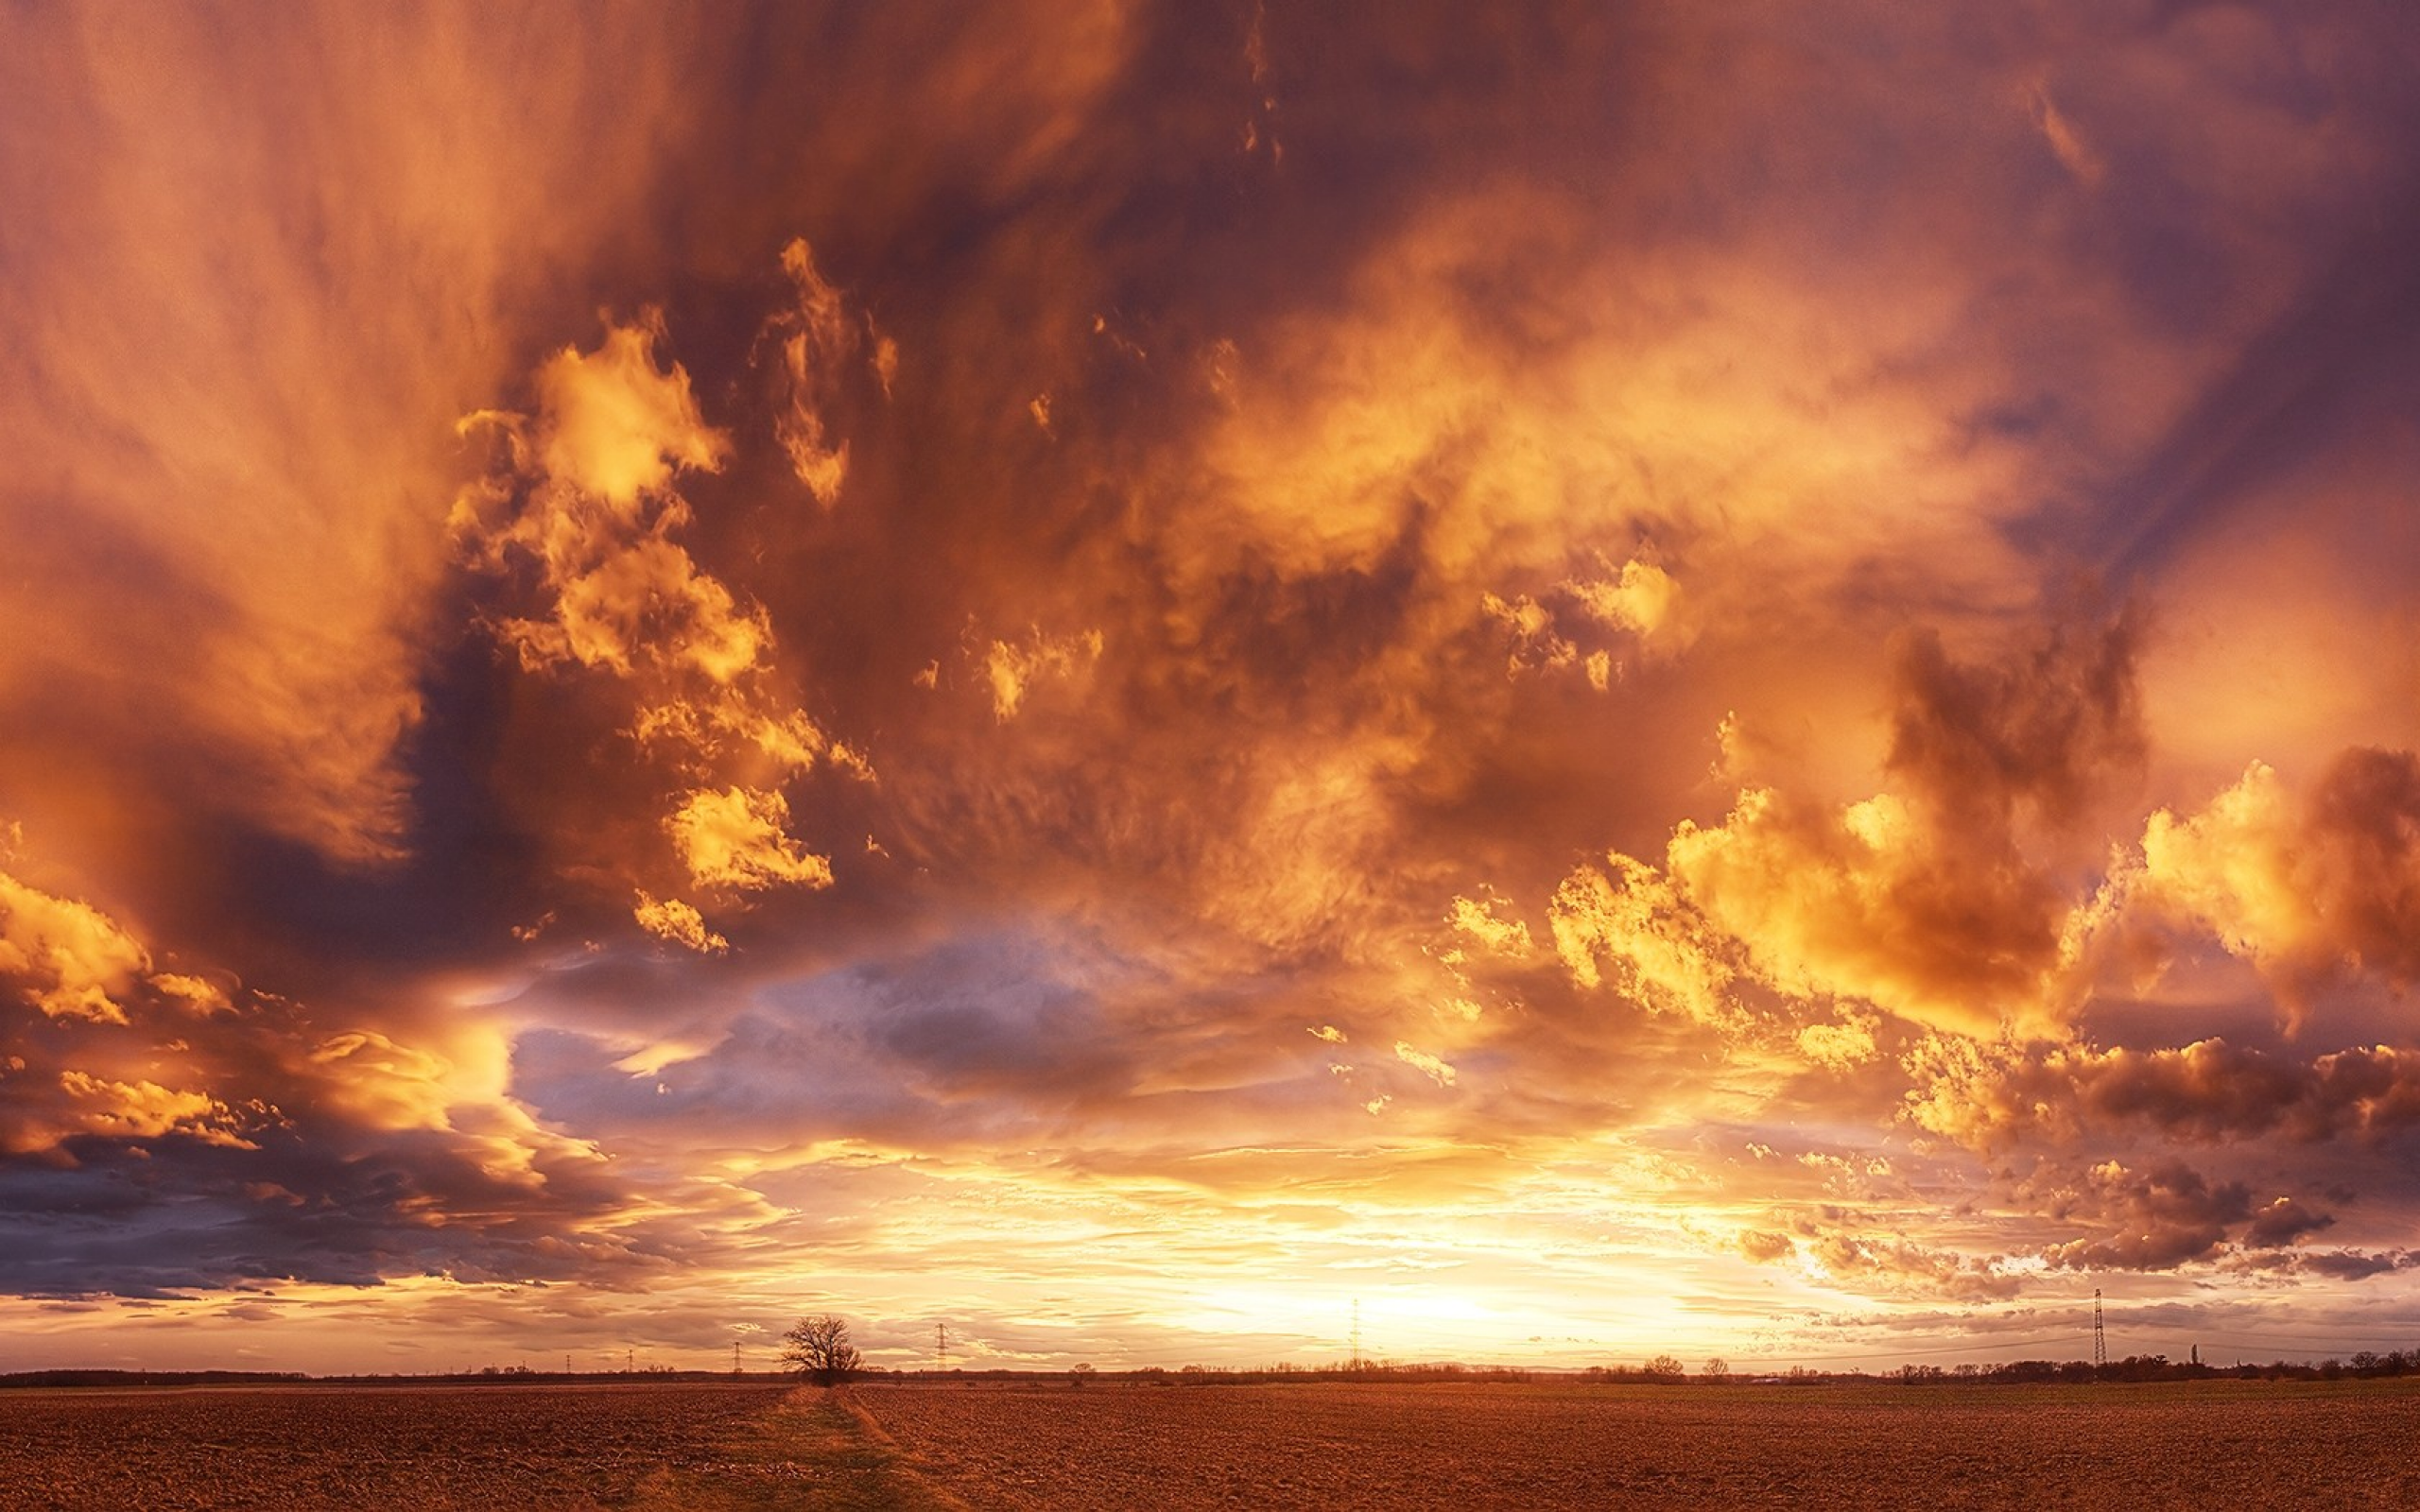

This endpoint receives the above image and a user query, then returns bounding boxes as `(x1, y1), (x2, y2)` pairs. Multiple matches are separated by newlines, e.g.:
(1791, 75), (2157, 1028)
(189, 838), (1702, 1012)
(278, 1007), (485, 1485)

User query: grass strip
(625, 1386), (970, 1511)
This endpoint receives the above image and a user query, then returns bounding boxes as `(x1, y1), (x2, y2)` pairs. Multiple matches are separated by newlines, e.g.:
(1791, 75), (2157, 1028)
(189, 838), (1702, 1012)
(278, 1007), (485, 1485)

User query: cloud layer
(6, 0), (2420, 1373)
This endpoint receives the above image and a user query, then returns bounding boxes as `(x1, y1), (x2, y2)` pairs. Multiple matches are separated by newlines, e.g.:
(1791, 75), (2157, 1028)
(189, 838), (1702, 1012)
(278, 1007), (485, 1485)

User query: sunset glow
(6, 2), (2420, 1379)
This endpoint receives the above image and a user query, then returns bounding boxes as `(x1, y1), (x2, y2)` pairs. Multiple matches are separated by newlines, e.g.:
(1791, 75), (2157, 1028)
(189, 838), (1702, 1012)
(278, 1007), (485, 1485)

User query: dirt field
(3, 1377), (2416, 1509)
(0, 1383), (800, 1510)
(857, 1378), (2420, 1510)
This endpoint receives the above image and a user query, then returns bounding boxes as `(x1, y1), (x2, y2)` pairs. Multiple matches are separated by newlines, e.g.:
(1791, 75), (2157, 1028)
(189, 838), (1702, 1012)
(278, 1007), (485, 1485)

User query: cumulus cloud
(666, 786), (835, 893)
(2243, 1195), (2334, 1248)
(633, 892), (729, 955)
(532, 319), (730, 507)
(56, 1073), (259, 1150)
(2034, 1160), (2249, 1272)
(1797, 1011), (1881, 1072)
(454, 319), (763, 683)
(1445, 894), (1530, 958)
(1902, 1035), (2420, 1154)
(1796, 1223), (2020, 1302)
(1556, 614), (2142, 1040)
(445, 279), (878, 936)
(0, 869), (149, 1024)
(2134, 748), (2420, 1025)
(1549, 852), (1736, 1025)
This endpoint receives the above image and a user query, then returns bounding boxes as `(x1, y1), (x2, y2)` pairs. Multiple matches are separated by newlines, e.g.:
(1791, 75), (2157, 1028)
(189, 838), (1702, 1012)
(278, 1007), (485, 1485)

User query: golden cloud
(985, 627), (1105, 721)
(633, 892), (730, 955)
(666, 786), (835, 893)
(454, 320), (766, 685)
(1550, 852), (1737, 1026)
(0, 868), (149, 1024)
(767, 237), (873, 506)
(57, 1072), (258, 1150)
(533, 319), (730, 508)
(1394, 1041), (1458, 1088)
(2134, 749), (2420, 1024)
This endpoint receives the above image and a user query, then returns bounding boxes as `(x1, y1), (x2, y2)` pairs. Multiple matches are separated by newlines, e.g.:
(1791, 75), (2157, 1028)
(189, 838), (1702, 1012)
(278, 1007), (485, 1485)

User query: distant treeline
(879, 1363), (1535, 1386)
(0, 1370), (307, 1388)
(1, 1366), (767, 1390)
(1568, 1351), (2420, 1386)
(1884, 1351), (2420, 1385)
(1138, 1363), (1534, 1385)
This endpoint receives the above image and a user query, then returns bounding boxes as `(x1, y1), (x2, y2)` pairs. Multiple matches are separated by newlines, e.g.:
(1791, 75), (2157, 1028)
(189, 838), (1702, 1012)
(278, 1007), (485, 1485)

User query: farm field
(0, 1382), (838, 1511)
(857, 1378), (2420, 1510)
(2, 1377), (2417, 1508)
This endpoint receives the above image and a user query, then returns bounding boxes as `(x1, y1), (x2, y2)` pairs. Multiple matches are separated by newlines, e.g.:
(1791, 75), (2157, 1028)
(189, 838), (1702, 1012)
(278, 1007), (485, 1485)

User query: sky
(4, 0), (2420, 1377)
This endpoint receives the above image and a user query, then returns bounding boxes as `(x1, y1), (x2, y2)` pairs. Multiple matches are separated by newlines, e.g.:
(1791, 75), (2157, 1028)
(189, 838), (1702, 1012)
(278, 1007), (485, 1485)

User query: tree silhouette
(780, 1314), (863, 1385)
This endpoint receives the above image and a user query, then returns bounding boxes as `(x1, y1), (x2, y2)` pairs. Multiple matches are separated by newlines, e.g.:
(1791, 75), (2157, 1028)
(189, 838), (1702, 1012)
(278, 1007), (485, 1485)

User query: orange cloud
(2134, 749), (2420, 1025)
(985, 627), (1105, 721)
(57, 1072), (257, 1150)
(455, 320), (763, 684)
(532, 319), (730, 508)
(0, 868), (148, 1024)
(632, 892), (729, 955)
(666, 786), (834, 893)
(767, 238), (873, 506)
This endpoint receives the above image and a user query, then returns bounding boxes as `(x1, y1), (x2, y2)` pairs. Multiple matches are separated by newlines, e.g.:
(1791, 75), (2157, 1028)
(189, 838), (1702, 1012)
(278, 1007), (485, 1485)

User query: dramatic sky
(5, 1), (2420, 1376)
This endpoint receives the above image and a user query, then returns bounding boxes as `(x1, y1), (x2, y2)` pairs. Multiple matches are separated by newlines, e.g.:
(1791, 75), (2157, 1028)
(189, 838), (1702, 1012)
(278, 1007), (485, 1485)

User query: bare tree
(1702, 1357), (1729, 1383)
(1642, 1354), (1685, 1382)
(1069, 1362), (1097, 1388)
(781, 1314), (863, 1385)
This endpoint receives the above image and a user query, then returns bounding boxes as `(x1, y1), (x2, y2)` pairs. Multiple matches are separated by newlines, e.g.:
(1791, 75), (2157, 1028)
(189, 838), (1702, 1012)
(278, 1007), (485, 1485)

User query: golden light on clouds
(5, 1), (2420, 1377)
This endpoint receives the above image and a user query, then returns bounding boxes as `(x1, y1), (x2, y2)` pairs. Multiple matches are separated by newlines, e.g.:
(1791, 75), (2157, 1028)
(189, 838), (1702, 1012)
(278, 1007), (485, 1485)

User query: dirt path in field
(625, 1386), (972, 1511)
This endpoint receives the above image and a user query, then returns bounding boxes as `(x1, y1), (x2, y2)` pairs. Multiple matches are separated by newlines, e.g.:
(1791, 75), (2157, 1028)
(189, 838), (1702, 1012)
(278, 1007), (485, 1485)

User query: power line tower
(733, 1341), (742, 1376)
(2092, 1288), (2106, 1369)
(935, 1322), (949, 1374)
(1350, 1298), (1363, 1371)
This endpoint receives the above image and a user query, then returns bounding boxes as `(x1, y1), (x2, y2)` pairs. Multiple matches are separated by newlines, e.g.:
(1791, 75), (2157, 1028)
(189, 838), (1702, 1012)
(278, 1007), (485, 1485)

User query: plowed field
(858, 1378), (2420, 1510)
(0, 1382), (792, 1510)
(5, 1377), (2416, 1508)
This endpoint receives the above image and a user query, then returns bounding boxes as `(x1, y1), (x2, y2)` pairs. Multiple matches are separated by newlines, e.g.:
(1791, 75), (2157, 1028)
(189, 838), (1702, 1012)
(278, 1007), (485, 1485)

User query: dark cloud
(2288, 1249), (2411, 1281)
(2243, 1195), (2334, 1249)
(2034, 1160), (2250, 1273)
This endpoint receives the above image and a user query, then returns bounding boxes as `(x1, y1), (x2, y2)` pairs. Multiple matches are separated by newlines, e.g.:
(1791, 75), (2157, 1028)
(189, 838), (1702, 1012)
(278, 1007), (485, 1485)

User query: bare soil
(856, 1377), (2420, 1510)
(4, 1376), (2415, 1509)
(0, 1382), (790, 1510)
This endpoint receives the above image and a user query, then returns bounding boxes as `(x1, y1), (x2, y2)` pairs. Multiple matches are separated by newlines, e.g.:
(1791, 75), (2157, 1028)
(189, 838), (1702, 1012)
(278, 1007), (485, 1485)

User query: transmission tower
(733, 1341), (742, 1376)
(1350, 1298), (1363, 1371)
(936, 1321), (950, 1374)
(2092, 1288), (2106, 1369)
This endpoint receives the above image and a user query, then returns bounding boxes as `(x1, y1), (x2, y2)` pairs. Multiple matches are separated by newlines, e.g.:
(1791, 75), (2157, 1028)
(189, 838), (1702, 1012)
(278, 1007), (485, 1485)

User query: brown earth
(856, 1377), (2420, 1510)
(0, 1382), (790, 1510)
(3, 1376), (2416, 1509)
